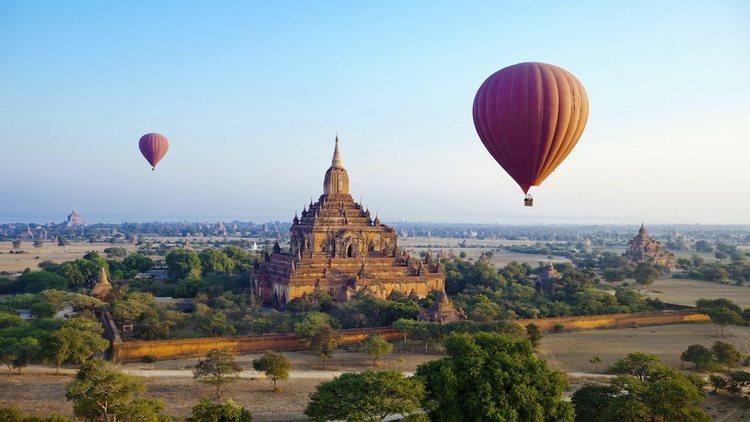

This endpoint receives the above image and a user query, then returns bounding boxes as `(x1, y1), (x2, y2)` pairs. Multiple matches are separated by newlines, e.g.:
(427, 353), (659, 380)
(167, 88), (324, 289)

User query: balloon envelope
(473, 62), (589, 194)
(138, 133), (169, 169)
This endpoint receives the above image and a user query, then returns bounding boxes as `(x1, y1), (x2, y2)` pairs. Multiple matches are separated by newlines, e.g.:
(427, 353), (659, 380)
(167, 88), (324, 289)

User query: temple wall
(111, 309), (708, 362)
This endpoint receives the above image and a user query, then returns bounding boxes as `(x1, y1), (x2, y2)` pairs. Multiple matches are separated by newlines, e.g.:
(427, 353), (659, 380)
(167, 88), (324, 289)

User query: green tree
(188, 399), (253, 422)
(165, 249), (202, 280)
(305, 371), (424, 422)
(712, 341), (743, 368)
(48, 317), (109, 373)
(122, 253), (154, 274)
(193, 349), (243, 400)
(65, 359), (165, 422)
(680, 344), (717, 371)
(310, 325), (338, 365)
(633, 262), (661, 285)
(709, 374), (728, 393)
(361, 334), (393, 366)
(293, 312), (332, 344)
(708, 307), (742, 336)
(416, 332), (573, 421)
(15, 271), (69, 293)
(252, 350), (291, 392)
(574, 362), (709, 421)
(392, 318), (417, 345)
(607, 352), (660, 381)
(525, 323), (542, 350)
(199, 249), (236, 274)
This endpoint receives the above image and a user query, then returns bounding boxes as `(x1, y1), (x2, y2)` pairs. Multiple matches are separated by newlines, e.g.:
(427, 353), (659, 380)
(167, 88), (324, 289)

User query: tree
(361, 334), (393, 366)
(104, 247), (128, 258)
(252, 350), (290, 392)
(603, 269), (625, 282)
(48, 317), (109, 373)
(633, 262), (661, 285)
(165, 249), (202, 280)
(712, 341), (743, 368)
(709, 374), (728, 393)
(310, 325), (338, 365)
(607, 352), (660, 381)
(416, 332), (573, 421)
(193, 349), (243, 400)
(65, 359), (165, 422)
(708, 307), (742, 336)
(574, 356), (709, 422)
(14, 271), (68, 293)
(392, 318), (417, 345)
(525, 323), (542, 350)
(305, 371), (424, 422)
(294, 312), (332, 344)
(681, 344), (717, 371)
(188, 399), (253, 422)
(199, 249), (236, 274)
(694, 240), (714, 253)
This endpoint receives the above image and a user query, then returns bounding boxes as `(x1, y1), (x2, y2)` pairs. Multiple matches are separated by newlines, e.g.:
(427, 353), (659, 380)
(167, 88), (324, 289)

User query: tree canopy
(416, 332), (573, 421)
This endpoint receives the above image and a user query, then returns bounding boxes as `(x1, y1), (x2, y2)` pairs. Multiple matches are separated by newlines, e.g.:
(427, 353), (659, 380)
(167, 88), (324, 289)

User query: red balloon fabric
(473, 62), (589, 194)
(138, 133), (169, 169)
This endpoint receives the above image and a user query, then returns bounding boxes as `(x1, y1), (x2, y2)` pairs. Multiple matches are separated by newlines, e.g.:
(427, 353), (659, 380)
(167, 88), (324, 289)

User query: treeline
(0, 290), (108, 373)
(445, 255), (660, 320)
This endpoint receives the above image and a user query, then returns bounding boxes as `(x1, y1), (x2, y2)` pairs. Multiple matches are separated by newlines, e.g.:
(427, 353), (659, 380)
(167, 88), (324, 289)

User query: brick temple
(252, 137), (445, 307)
(623, 223), (676, 270)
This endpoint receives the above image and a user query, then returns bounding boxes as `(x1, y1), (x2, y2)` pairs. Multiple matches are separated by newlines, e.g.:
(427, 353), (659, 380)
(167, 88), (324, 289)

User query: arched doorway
(346, 244), (354, 257)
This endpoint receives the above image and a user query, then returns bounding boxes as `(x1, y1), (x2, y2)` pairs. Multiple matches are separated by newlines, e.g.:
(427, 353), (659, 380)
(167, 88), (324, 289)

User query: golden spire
(331, 134), (344, 169)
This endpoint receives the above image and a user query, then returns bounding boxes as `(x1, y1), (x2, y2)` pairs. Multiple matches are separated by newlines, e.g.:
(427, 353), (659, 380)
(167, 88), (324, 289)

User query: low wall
(516, 309), (709, 332)
(111, 310), (709, 362)
(112, 326), (401, 362)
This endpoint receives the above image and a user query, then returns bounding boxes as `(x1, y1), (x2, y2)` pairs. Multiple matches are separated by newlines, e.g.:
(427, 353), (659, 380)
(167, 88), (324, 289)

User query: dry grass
(124, 349), (441, 373)
(0, 241), (136, 275)
(645, 277), (750, 309)
(0, 374), (317, 421)
(539, 323), (750, 374)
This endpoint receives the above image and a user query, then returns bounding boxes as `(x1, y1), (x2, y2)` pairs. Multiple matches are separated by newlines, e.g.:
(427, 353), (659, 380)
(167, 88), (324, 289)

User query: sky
(1, 1), (749, 224)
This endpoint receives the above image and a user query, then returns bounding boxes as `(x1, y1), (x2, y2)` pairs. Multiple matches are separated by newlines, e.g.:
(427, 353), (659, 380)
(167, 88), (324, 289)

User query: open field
(645, 277), (750, 309)
(539, 323), (750, 373)
(0, 374), (319, 421)
(0, 241), (137, 276)
(399, 236), (569, 267)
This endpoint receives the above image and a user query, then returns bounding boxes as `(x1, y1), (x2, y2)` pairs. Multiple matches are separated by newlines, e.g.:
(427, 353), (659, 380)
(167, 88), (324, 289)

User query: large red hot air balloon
(473, 62), (589, 206)
(138, 133), (169, 170)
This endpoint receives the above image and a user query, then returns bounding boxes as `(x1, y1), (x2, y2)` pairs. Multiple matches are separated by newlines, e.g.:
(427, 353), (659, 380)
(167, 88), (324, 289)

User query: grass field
(0, 241), (137, 276)
(399, 236), (569, 267)
(645, 277), (750, 309)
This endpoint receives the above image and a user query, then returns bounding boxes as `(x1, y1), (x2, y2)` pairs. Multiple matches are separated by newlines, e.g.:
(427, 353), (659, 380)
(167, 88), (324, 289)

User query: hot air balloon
(472, 62), (589, 206)
(138, 133), (169, 170)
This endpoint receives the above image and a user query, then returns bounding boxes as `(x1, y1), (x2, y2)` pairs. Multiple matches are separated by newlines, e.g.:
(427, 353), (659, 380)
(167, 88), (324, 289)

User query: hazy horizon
(2, 1), (749, 225)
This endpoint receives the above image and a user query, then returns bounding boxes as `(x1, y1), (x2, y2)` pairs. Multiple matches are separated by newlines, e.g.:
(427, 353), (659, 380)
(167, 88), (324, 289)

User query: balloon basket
(524, 195), (534, 207)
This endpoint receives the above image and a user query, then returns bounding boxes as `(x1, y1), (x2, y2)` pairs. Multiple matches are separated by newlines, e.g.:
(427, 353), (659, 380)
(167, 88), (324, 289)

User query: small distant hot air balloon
(138, 133), (169, 170)
(473, 62), (589, 206)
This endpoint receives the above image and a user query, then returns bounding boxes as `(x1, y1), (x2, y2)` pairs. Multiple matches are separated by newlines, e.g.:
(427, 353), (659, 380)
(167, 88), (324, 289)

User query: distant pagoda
(623, 223), (675, 270)
(252, 136), (445, 307)
(64, 208), (86, 229)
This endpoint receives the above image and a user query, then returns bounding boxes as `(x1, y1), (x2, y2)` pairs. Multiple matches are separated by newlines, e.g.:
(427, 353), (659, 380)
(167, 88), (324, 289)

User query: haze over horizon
(2, 1), (749, 225)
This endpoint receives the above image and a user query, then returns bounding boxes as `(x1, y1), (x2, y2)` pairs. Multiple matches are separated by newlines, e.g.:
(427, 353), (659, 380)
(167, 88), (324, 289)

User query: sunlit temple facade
(252, 137), (445, 307)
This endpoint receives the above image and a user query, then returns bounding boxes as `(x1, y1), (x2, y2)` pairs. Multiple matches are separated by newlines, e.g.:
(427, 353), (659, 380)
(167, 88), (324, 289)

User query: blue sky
(1, 1), (748, 224)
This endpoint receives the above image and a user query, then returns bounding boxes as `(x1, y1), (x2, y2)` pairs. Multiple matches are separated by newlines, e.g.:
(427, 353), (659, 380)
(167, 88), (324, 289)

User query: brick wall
(111, 310), (709, 362)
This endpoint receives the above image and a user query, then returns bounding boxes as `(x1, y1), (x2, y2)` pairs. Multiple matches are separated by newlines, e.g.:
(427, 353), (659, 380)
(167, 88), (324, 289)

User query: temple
(64, 208), (86, 229)
(252, 137), (445, 307)
(623, 223), (676, 270)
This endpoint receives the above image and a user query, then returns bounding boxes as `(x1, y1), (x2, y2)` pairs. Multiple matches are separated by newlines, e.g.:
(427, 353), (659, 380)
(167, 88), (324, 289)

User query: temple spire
(331, 135), (344, 169)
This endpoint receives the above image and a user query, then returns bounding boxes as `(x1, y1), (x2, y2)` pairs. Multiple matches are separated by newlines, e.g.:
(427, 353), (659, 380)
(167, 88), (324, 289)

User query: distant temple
(64, 208), (86, 229)
(252, 137), (445, 307)
(623, 224), (675, 269)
